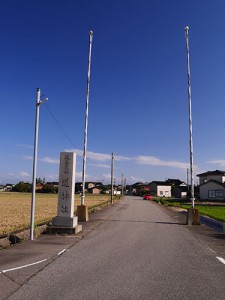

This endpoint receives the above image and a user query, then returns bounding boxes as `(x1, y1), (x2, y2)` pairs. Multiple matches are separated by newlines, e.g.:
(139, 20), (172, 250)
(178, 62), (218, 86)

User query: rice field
(181, 204), (225, 223)
(0, 192), (111, 236)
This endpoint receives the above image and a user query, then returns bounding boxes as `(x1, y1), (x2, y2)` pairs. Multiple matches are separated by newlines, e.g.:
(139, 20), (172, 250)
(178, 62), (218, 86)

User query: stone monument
(48, 152), (82, 234)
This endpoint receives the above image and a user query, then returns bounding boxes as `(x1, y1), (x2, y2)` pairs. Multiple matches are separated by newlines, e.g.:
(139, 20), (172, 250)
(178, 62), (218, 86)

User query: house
(173, 185), (188, 198)
(166, 179), (187, 187)
(88, 187), (101, 195)
(4, 184), (14, 191)
(149, 181), (171, 197)
(0, 185), (6, 192)
(197, 170), (225, 200)
(166, 178), (187, 198)
(75, 182), (104, 194)
(129, 182), (150, 195)
(46, 182), (59, 188)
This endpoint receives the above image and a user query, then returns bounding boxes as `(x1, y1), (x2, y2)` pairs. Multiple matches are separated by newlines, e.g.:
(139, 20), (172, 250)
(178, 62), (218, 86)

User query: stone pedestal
(186, 208), (200, 225)
(53, 216), (78, 227)
(77, 205), (89, 222)
(46, 224), (82, 235)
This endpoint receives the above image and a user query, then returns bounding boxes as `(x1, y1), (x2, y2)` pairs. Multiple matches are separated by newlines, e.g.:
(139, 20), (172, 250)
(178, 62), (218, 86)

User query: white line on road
(0, 258), (48, 274)
(216, 257), (225, 265)
(58, 249), (67, 256)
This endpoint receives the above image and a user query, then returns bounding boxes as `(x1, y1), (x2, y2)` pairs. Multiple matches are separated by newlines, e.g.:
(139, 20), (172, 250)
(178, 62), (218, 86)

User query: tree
(37, 184), (58, 194)
(12, 181), (32, 193)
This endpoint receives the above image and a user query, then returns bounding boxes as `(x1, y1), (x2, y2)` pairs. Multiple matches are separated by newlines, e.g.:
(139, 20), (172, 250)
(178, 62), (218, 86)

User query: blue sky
(1, 0), (225, 185)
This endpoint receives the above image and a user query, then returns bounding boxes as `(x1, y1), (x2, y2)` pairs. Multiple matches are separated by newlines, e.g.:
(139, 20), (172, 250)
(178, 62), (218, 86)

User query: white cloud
(64, 148), (130, 162)
(90, 163), (111, 169)
(16, 144), (33, 149)
(207, 160), (225, 167)
(65, 148), (111, 161)
(0, 172), (31, 183)
(19, 172), (30, 178)
(35, 149), (191, 172)
(129, 176), (144, 182)
(23, 155), (33, 160)
(76, 172), (83, 180)
(23, 156), (59, 164)
(40, 157), (60, 164)
(102, 173), (112, 180)
(135, 155), (189, 169)
(42, 173), (59, 181)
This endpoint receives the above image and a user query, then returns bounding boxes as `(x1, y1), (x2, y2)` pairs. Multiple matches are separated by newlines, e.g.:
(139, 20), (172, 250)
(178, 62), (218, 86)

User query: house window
(208, 190), (223, 198)
(159, 191), (163, 196)
(208, 190), (215, 198)
(215, 190), (223, 198)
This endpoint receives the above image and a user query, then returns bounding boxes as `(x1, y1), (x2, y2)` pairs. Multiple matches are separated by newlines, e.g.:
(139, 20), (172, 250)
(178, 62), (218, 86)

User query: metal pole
(187, 168), (189, 191)
(81, 30), (93, 205)
(30, 88), (48, 240)
(30, 88), (41, 240)
(185, 26), (195, 208)
(111, 153), (114, 203)
(121, 174), (124, 197)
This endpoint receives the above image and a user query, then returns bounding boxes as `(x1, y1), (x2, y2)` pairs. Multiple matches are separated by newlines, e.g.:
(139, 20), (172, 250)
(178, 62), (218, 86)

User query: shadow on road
(155, 221), (185, 225)
(99, 219), (184, 225)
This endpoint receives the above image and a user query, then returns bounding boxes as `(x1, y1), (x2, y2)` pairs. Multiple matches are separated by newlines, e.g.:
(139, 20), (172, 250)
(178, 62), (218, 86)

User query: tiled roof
(150, 181), (172, 186)
(197, 170), (225, 177)
(199, 179), (225, 187)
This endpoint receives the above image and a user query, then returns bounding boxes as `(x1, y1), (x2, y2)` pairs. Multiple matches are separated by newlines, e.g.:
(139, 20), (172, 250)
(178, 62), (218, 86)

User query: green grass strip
(181, 205), (225, 222)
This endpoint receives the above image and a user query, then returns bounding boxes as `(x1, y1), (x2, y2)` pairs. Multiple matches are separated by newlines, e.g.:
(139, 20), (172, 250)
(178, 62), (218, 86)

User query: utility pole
(81, 30), (93, 206)
(111, 153), (114, 203)
(30, 88), (48, 240)
(124, 177), (126, 196)
(121, 174), (124, 197)
(187, 168), (189, 191)
(185, 26), (195, 208)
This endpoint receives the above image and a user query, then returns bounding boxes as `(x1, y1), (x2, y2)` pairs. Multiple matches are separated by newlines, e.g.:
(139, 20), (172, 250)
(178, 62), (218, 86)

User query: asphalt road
(4, 196), (225, 299)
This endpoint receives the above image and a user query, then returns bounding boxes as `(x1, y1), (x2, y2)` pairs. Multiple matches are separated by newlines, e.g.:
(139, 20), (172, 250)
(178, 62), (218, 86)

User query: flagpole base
(77, 205), (89, 222)
(186, 208), (200, 225)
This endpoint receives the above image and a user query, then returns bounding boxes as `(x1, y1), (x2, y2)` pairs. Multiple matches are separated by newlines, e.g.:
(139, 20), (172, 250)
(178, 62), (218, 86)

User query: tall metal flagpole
(81, 30), (93, 206)
(185, 26), (195, 208)
(30, 88), (48, 240)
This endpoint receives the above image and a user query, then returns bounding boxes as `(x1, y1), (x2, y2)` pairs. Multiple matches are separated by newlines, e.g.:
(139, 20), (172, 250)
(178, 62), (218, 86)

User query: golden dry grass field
(0, 192), (111, 236)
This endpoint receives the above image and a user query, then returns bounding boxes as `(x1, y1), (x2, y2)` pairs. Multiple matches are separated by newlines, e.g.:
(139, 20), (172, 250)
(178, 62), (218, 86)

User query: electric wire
(43, 102), (78, 148)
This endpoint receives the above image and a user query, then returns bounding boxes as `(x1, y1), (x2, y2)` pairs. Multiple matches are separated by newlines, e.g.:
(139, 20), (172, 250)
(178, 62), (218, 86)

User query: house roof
(197, 170), (225, 177)
(88, 187), (102, 191)
(175, 185), (188, 192)
(150, 181), (172, 186)
(199, 179), (225, 188)
(166, 179), (185, 186)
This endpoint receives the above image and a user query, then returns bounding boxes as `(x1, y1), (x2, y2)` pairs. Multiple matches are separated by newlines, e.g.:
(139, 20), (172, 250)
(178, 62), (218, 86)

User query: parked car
(143, 194), (151, 200)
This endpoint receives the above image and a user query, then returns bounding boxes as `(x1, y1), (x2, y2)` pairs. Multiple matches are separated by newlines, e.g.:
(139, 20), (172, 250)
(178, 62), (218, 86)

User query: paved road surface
(4, 196), (225, 299)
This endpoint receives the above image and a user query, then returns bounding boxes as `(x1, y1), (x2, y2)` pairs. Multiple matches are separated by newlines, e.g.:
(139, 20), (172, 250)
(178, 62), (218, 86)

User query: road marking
(0, 258), (48, 274)
(216, 257), (225, 265)
(58, 249), (67, 256)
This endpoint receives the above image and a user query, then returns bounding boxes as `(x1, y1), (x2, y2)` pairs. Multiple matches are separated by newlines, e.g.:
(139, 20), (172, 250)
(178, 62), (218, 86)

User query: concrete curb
(0, 224), (47, 249)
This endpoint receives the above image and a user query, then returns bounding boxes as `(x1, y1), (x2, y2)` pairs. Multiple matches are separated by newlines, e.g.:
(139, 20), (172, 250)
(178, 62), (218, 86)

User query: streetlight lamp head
(185, 26), (189, 31)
